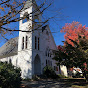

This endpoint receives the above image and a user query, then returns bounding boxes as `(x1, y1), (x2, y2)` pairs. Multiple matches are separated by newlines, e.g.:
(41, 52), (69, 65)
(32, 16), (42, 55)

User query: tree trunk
(82, 70), (88, 81)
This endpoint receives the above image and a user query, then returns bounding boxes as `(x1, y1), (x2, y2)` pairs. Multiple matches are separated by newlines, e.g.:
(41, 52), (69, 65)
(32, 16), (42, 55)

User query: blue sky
(50, 0), (88, 46)
(1, 0), (88, 47)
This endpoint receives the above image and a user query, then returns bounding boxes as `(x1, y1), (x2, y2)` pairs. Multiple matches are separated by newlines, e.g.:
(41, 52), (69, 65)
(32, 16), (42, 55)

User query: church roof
(0, 37), (18, 58)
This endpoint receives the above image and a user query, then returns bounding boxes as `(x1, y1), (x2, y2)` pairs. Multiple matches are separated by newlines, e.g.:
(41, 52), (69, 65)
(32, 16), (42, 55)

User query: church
(0, 0), (67, 78)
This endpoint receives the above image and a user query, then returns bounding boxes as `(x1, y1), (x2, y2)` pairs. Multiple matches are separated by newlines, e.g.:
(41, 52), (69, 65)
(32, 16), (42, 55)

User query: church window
(48, 52), (49, 57)
(35, 36), (37, 49)
(48, 60), (50, 66)
(46, 48), (51, 57)
(50, 53), (51, 57)
(46, 60), (47, 65)
(22, 12), (29, 23)
(54, 66), (56, 71)
(46, 51), (47, 56)
(38, 37), (40, 50)
(46, 31), (49, 35)
(25, 36), (28, 49)
(54, 66), (58, 71)
(22, 37), (24, 49)
(51, 61), (52, 66)
(56, 67), (58, 71)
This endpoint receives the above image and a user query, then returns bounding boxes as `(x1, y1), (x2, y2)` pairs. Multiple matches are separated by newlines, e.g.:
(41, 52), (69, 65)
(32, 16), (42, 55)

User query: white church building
(0, 0), (68, 78)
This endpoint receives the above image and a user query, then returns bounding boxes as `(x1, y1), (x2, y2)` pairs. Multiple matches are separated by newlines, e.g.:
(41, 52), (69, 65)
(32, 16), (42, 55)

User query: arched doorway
(34, 54), (41, 75)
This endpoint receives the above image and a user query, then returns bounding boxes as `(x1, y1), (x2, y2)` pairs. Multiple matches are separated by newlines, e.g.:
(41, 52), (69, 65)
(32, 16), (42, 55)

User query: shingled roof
(0, 37), (18, 58)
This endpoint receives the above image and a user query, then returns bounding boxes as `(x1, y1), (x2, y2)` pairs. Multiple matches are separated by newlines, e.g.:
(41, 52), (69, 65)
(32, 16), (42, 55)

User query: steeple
(22, 0), (36, 11)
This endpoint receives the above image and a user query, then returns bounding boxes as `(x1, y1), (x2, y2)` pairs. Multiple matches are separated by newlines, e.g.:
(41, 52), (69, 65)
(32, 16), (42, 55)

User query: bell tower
(18, 0), (41, 51)
(17, 0), (42, 78)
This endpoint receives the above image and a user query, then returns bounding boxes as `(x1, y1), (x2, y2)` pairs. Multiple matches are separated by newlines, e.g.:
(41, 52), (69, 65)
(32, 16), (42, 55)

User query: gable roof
(0, 37), (18, 58)
(46, 25), (57, 50)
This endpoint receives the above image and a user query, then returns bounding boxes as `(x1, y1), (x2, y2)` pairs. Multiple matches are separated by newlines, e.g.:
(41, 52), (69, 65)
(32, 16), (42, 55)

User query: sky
(50, 0), (88, 46)
(1, 0), (88, 47)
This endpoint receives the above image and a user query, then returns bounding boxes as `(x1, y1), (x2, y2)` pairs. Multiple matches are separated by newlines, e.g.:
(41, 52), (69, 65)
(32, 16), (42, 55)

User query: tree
(43, 66), (58, 79)
(53, 45), (67, 65)
(54, 22), (88, 80)
(0, 0), (61, 41)
(65, 36), (88, 79)
(61, 21), (88, 46)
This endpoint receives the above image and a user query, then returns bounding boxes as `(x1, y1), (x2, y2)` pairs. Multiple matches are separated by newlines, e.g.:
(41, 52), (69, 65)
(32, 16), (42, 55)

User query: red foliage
(57, 45), (64, 52)
(61, 21), (88, 46)
(83, 63), (88, 71)
(57, 45), (63, 50)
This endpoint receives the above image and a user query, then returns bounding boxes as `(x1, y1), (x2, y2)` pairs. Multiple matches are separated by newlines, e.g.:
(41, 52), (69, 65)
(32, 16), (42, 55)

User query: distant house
(0, 0), (61, 79)
(67, 67), (82, 77)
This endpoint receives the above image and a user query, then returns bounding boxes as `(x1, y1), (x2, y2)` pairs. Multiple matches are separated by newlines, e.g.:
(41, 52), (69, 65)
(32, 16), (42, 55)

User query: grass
(72, 85), (88, 88)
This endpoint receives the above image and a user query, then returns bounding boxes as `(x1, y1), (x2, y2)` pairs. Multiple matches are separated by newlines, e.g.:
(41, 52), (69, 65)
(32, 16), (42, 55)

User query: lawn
(60, 78), (88, 88)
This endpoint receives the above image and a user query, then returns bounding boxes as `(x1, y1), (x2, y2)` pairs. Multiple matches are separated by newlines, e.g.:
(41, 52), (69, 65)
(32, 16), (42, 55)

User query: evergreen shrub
(0, 62), (21, 88)
(43, 66), (58, 79)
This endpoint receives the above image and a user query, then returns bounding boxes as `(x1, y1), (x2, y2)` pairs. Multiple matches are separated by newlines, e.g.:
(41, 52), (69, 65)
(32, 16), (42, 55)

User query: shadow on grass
(59, 78), (88, 88)
(22, 78), (88, 88)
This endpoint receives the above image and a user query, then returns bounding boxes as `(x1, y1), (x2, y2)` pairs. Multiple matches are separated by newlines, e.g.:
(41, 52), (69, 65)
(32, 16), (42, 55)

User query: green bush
(32, 75), (41, 81)
(43, 66), (58, 79)
(0, 62), (22, 88)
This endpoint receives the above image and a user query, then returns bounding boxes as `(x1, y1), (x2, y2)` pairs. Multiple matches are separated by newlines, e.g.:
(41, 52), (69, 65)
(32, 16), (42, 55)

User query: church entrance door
(34, 54), (41, 75)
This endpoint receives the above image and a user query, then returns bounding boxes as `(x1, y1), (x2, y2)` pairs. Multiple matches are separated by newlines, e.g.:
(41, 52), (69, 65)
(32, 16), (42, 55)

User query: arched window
(46, 60), (47, 65)
(35, 36), (37, 49)
(25, 36), (28, 49)
(38, 37), (40, 50)
(51, 61), (52, 66)
(54, 66), (56, 71)
(48, 60), (50, 66)
(45, 47), (50, 57)
(22, 12), (29, 23)
(48, 52), (49, 57)
(45, 51), (47, 56)
(22, 37), (24, 49)
(50, 52), (51, 57)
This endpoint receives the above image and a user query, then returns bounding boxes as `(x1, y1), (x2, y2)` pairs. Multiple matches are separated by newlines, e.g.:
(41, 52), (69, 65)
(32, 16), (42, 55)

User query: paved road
(22, 80), (72, 88)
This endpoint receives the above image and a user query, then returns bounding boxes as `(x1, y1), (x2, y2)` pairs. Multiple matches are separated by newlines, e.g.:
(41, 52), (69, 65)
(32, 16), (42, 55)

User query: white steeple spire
(22, 0), (36, 11)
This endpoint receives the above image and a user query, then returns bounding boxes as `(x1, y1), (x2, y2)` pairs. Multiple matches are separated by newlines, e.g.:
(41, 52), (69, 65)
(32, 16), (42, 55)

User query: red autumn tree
(61, 21), (88, 46)
(58, 21), (88, 79)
